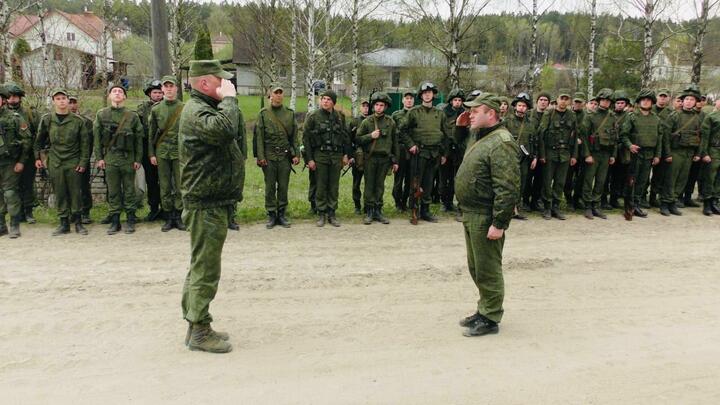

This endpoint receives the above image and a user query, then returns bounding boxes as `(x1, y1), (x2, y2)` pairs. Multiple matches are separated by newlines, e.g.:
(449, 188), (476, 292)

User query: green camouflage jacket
(35, 112), (90, 168)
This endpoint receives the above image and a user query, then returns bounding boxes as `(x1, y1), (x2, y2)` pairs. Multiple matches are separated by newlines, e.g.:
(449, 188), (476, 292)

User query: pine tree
(193, 24), (214, 60)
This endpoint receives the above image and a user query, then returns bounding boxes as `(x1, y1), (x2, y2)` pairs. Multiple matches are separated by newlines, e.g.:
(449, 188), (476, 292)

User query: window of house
(391, 71), (400, 87)
(66, 32), (75, 41)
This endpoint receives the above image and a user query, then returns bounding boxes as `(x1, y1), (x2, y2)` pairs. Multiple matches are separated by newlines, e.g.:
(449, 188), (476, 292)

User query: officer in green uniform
(4, 82), (39, 224)
(528, 91), (552, 211)
(149, 76), (186, 232)
(255, 85), (299, 228)
(0, 85), (31, 238)
(438, 88), (465, 212)
(34, 89), (90, 235)
(604, 90), (630, 210)
(404, 82), (449, 223)
(504, 92), (537, 218)
(391, 91), (415, 211)
(93, 84), (144, 234)
(355, 92), (399, 225)
(700, 103), (720, 215)
(648, 88), (672, 208)
(619, 89), (663, 220)
(179, 60), (242, 354)
(68, 95), (95, 224)
(565, 92), (587, 210)
(660, 85), (703, 216)
(579, 88), (617, 220)
(349, 99), (369, 214)
(136, 79), (164, 221)
(538, 89), (578, 220)
(303, 89), (350, 227)
(455, 93), (519, 337)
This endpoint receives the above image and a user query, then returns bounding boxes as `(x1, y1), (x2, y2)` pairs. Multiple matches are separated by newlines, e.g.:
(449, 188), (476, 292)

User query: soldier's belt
(551, 145), (569, 150)
(319, 145), (342, 152)
(418, 143), (441, 149)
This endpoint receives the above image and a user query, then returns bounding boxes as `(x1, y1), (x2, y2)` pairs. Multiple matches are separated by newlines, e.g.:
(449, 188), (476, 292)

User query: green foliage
(595, 37), (642, 93)
(536, 65), (557, 94)
(12, 38), (31, 56)
(193, 24), (214, 60)
(113, 35), (154, 77)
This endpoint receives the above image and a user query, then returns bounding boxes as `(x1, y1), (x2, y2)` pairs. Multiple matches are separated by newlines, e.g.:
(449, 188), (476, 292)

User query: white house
(9, 10), (124, 89)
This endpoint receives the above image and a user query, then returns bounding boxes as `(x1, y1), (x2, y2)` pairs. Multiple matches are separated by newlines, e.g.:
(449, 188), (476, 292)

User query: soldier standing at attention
(303, 90), (350, 227)
(34, 89), (90, 235)
(93, 84), (144, 234)
(538, 89), (578, 220)
(179, 60), (243, 354)
(619, 89), (663, 220)
(68, 95), (95, 224)
(4, 83), (39, 224)
(136, 79), (164, 222)
(579, 88), (617, 220)
(648, 88), (672, 208)
(349, 99), (369, 214)
(438, 88), (465, 213)
(255, 85), (300, 229)
(700, 99), (720, 215)
(149, 76), (186, 232)
(586, 95), (598, 113)
(391, 91), (415, 212)
(455, 93), (519, 337)
(404, 82), (449, 223)
(565, 92), (587, 210)
(504, 92), (537, 219)
(528, 91), (551, 212)
(0, 85), (31, 238)
(604, 90), (630, 210)
(355, 92), (399, 225)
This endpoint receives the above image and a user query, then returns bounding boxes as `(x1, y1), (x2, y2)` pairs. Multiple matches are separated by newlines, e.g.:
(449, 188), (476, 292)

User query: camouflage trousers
(181, 205), (230, 324)
(702, 151), (720, 200)
(158, 157), (183, 212)
(49, 163), (83, 218)
(363, 155), (390, 209)
(0, 164), (22, 217)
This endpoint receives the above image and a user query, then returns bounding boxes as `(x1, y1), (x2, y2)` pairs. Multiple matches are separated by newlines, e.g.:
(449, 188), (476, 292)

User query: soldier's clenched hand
(630, 145), (640, 154)
(96, 160), (106, 170)
(133, 162), (141, 170)
(371, 129), (381, 139)
(652, 157), (660, 166)
(409, 145), (418, 154)
(392, 164), (399, 173)
(292, 157), (300, 165)
(703, 155), (712, 163)
(35, 159), (45, 169)
(150, 156), (158, 166)
(307, 160), (316, 171)
(13, 162), (24, 173)
(585, 156), (594, 165)
(570, 157), (577, 166)
(692, 155), (701, 162)
(487, 225), (504, 240)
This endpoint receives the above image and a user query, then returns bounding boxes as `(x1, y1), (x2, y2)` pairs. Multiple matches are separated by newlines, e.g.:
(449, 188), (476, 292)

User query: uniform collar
(191, 89), (220, 108)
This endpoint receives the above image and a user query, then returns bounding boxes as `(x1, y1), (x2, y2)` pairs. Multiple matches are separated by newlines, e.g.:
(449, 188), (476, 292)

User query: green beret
(50, 88), (69, 98)
(161, 75), (178, 85)
(320, 89), (337, 104)
(463, 93), (501, 113)
(189, 59), (233, 79)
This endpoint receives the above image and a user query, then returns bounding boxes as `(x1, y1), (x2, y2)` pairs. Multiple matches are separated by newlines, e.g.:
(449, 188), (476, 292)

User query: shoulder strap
(106, 111), (132, 150)
(672, 112), (700, 135)
(154, 104), (185, 147)
(265, 108), (291, 138)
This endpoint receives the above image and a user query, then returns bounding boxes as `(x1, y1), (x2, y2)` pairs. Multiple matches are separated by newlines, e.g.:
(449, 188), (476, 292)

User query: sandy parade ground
(2, 211), (720, 404)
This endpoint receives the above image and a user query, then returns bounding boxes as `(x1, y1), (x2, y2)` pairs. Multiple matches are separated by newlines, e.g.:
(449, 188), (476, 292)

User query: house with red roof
(9, 10), (126, 89)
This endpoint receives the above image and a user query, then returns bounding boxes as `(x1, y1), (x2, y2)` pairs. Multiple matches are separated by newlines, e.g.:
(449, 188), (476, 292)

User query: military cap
(679, 84), (701, 101)
(573, 92), (586, 102)
(657, 88), (671, 97)
(107, 83), (127, 96)
(370, 92), (392, 108)
(512, 92), (533, 109)
(4, 82), (25, 97)
(68, 94), (78, 101)
(143, 79), (162, 96)
(635, 88), (656, 104)
(0, 84), (8, 98)
(536, 91), (552, 101)
(269, 84), (284, 94)
(463, 92), (502, 113)
(189, 59), (233, 79)
(557, 89), (571, 99)
(360, 98), (369, 105)
(402, 90), (415, 98)
(447, 88), (465, 101)
(50, 88), (69, 98)
(595, 88), (614, 101)
(588, 94), (598, 102)
(320, 89), (337, 104)
(161, 75), (178, 86)
(612, 89), (630, 103)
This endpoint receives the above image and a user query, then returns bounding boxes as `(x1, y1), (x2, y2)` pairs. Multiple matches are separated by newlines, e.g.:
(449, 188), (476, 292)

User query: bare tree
(290, 0), (298, 110)
(398, 0), (492, 90)
(689, 0), (720, 84)
(620, 0), (673, 88)
(518, 0), (555, 93)
(167, 0), (198, 95)
(0, 0), (40, 83)
(98, 0), (112, 88)
(587, 0), (597, 96)
(345, 0), (382, 116)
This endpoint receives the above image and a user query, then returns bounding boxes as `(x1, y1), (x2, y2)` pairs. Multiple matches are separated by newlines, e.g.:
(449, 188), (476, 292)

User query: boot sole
(462, 327), (499, 337)
(188, 343), (233, 353)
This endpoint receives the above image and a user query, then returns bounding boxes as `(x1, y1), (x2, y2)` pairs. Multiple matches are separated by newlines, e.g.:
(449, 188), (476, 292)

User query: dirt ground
(2, 211), (720, 404)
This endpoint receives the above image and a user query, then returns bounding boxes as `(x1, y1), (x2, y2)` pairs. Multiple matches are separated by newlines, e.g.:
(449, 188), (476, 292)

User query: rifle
(410, 152), (423, 225)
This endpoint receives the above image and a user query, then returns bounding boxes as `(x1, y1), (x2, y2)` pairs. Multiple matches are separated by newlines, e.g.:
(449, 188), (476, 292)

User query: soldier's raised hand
(217, 79), (236, 99)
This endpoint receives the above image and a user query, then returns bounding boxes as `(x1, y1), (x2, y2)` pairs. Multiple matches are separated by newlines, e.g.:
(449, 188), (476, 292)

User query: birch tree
(587, 0), (597, 96)
(0, 0), (40, 83)
(167, 0), (198, 97)
(518, 0), (555, 93)
(689, 0), (719, 85)
(345, 0), (382, 116)
(619, 0), (673, 88)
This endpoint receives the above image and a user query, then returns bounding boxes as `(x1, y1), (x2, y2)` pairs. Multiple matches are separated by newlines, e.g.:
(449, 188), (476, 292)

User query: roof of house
(212, 33), (232, 45)
(361, 48), (444, 68)
(9, 10), (105, 42)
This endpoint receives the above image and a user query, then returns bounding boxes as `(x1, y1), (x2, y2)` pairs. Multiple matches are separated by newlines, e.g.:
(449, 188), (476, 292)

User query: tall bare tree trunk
(691, 0), (710, 85)
(350, 0), (359, 116)
(99, 0), (112, 88)
(527, 0), (539, 92)
(151, 0), (172, 79)
(641, 0), (655, 88)
(268, 0), (278, 83)
(37, 6), (50, 91)
(0, 1), (10, 83)
(306, 3), (317, 112)
(290, 0), (298, 111)
(447, 0), (460, 90)
(323, 0), (332, 87)
(587, 0), (597, 96)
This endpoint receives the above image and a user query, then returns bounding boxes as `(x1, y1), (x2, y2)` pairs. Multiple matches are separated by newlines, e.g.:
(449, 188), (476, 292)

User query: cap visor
(217, 70), (233, 80)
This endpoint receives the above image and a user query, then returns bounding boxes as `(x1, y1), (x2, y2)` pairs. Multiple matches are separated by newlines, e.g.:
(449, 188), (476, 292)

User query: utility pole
(151, 0), (171, 79)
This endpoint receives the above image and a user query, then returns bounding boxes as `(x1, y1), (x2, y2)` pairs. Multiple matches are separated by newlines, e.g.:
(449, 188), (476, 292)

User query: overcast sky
(194, 0), (706, 22)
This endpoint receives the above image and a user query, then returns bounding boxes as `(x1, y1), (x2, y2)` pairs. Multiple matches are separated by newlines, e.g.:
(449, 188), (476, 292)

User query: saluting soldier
(355, 92), (399, 225)
(148, 76), (186, 232)
(93, 84), (144, 234)
(0, 85), (31, 238)
(255, 85), (299, 229)
(34, 89), (90, 235)
(303, 89), (350, 227)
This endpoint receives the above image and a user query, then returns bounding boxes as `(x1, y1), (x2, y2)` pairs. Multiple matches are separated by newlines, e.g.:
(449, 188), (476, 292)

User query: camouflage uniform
(700, 110), (720, 214)
(437, 88), (465, 211)
(538, 104), (578, 217)
(148, 97), (185, 221)
(349, 105), (369, 212)
(0, 99), (31, 237)
(391, 101), (413, 211)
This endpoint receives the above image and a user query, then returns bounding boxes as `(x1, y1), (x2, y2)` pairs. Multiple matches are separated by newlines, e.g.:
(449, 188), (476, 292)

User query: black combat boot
(711, 199), (720, 215)
(316, 212), (326, 227)
(675, 198), (685, 208)
(659, 203), (671, 216)
(591, 203), (607, 219)
(668, 203), (682, 216)
(227, 217), (240, 231)
(420, 204), (438, 222)
(551, 203), (566, 220)
(81, 209), (93, 224)
(462, 314), (499, 337)
(174, 210), (187, 231)
(161, 211), (174, 232)
(145, 206), (161, 222)
(363, 207), (373, 225)
(9, 216), (20, 238)
(52, 217), (71, 236)
(584, 206), (594, 220)
(276, 208), (290, 228)
(24, 207), (36, 224)
(639, 196), (650, 209)
(542, 207), (552, 220)
(0, 215), (7, 236)
(459, 312), (482, 327)
(354, 201), (362, 215)
(328, 210), (341, 227)
(125, 212), (136, 234)
(374, 207), (390, 224)
(633, 207), (648, 218)
(74, 215), (88, 235)
(703, 200), (713, 216)
(107, 214), (121, 235)
(266, 211), (277, 229)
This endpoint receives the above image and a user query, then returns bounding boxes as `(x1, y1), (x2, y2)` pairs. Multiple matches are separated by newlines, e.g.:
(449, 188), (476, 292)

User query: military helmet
(595, 88), (614, 101)
(465, 89), (483, 102)
(4, 82), (25, 97)
(0, 84), (8, 99)
(370, 91), (392, 108)
(612, 89), (630, 103)
(511, 92), (533, 109)
(447, 88), (465, 101)
(635, 88), (656, 104)
(679, 84), (701, 101)
(417, 82), (438, 95)
(143, 79), (162, 96)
